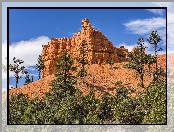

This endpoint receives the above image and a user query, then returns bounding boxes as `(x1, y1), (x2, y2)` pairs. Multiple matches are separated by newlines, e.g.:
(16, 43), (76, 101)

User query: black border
(7, 7), (167, 125)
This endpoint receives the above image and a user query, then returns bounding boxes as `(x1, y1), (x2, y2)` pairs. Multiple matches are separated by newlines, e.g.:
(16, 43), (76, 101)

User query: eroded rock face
(41, 18), (128, 78)
(8, 18), (167, 100)
(9, 54), (166, 99)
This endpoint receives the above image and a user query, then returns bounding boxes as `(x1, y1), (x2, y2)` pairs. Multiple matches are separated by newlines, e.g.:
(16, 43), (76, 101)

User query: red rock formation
(9, 54), (166, 99)
(8, 18), (167, 100)
(41, 18), (128, 78)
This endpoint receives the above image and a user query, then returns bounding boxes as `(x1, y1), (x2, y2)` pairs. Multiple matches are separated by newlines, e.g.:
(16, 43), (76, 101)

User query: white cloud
(124, 17), (166, 35)
(124, 17), (166, 47)
(2, 36), (50, 80)
(9, 36), (50, 66)
(118, 42), (137, 52)
(167, 12), (174, 49)
(25, 66), (36, 71)
(118, 41), (166, 55)
(118, 41), (150, 52)
(146, 9), (164, 15)
(152, 2), (172, 9)
(150, 3), (174, 49)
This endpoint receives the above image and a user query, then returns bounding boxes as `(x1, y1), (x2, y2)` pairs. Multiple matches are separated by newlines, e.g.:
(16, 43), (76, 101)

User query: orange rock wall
(41, 18), (128, 78)
(9, 54), (166, 99)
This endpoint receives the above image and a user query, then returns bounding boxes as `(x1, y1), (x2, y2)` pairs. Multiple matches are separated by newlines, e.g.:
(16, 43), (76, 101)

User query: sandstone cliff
(9, 54), (166, 99)
(8, 18), (167, 100)
(41, 18), (128, 78)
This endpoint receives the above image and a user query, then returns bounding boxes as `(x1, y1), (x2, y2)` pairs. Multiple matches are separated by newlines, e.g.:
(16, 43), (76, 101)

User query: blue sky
(2, 2), (172, 92)
(8, 8), (167, 88)
(9, 8), (166, 46)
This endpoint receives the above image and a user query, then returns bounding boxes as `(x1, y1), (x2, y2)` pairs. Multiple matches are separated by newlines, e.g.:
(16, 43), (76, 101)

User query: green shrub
(98, 92), (114, 122)
(112, 87), (144, 124)
(139, 80), (166, 124)
(9, 93), (29, 124)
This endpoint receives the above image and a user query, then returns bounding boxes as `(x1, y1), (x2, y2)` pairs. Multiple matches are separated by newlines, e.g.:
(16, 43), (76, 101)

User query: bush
(112, 87), (144, 124)
(9, 93), (29, 124)
(98, 92), (114, 122)
(139, 80), (166, 124)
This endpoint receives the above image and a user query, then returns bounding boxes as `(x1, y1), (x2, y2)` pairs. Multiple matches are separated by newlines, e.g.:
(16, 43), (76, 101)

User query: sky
(2, 2), (172, 92)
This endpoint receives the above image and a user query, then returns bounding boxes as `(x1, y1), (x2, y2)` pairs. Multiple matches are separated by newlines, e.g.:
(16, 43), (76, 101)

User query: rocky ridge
(41, 18), (128, 78)
(9, 54), (166, 99)
(8, 18), (167, 100)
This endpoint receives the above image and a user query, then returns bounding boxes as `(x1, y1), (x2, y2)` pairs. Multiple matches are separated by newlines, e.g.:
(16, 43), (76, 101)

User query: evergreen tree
(43, 50), (77, 124)
(9, 57), (27, 88)
(76, 40), (88, 79)
(21, 97), (46, 124)
(36, 54), (45, 79)
(144, 54), (156, 72)
(147, 30), (162, 82)
(9, 93), (29, 124)
(139, 80), (166, 124)
(98, 92), (114, 122)
(124, 38), (147, 88)
(79, 90), (101, 124)
(49, 50), (77, 97)
(24, 72), (32, 85)
(112, 86), (144, 124)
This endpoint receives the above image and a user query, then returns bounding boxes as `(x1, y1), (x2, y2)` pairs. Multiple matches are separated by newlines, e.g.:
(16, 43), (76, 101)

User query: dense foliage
(9, 80), (166, 124)
(9, 31), (166, 125)
(140, 79), (166, 124)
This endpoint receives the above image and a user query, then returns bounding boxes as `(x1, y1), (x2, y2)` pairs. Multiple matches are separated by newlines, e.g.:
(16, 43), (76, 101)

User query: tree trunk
(154, 43), (158, 82)
(31, 75), (33, 82)
(16, 77), (18, 88)
(39, 71), (40, 79)
(140, 73), (144, 88)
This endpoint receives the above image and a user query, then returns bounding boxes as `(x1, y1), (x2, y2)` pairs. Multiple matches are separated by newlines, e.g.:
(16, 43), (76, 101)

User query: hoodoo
(41, 18), (128, 78)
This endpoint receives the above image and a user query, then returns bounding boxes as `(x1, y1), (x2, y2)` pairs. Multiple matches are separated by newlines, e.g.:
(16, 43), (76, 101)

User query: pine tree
(36, 54), (45, 79)
(124, 38), (147, 88)
(49, 50), (77, 99)
(24, 72), (32, 85)
(76, 40), (88, 79)
(9, 57), (27, 88)
(42, 50), (77, 124)
(147, 31), (162, 82)
(139, 80), (166, 124)
(144, 54), (156, 72)
(9, 93), (29, 124)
